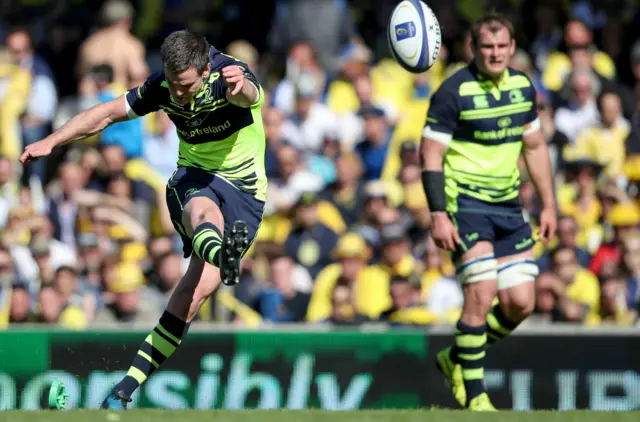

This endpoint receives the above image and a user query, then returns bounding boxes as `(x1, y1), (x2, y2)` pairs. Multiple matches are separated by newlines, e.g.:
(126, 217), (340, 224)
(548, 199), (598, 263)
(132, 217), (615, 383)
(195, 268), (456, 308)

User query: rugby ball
(388, 0), (442, 73)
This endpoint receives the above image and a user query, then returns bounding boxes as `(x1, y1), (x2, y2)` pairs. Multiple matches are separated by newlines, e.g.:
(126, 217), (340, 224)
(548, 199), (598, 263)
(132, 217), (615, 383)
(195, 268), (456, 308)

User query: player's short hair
(161, 30), (210, 75)
(470, 12), (515, 45)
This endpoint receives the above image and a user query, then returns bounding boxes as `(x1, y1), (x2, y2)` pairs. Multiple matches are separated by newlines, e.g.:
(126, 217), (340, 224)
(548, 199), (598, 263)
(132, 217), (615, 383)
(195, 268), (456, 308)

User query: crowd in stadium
(0, 0), (640, 328)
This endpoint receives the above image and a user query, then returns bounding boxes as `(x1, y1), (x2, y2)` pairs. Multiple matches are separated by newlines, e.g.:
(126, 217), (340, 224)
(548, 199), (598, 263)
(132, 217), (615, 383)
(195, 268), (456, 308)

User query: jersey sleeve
(422, 82), (459, 146)
(125, 72), (164, 118)
(213, 55), (264, 107)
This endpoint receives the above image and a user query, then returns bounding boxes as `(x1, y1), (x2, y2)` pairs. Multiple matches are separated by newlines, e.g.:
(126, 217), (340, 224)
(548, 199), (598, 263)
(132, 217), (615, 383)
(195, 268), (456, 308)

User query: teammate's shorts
(166, 166), (265, 258)
(448, 197), (534, 263)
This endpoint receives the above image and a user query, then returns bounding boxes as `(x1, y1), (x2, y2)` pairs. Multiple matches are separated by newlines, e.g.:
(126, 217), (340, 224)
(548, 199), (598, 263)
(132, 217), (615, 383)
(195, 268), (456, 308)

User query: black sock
(486, 303), (519, 347)
(192, 222), (223, 268)
(117, 311), (189, 397)
(454, 320), (487, 404)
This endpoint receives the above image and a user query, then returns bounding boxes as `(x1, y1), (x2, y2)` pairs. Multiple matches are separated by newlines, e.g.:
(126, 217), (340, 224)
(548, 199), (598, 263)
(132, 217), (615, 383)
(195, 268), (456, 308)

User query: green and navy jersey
(125, 46), (267, 201)
(423, 63), (539, 214)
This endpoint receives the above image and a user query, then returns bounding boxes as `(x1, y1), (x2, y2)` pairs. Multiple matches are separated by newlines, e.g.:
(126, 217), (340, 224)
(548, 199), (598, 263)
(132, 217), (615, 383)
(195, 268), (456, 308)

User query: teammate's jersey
(125, 46), (267, 201)
(423, 63), (538, 214)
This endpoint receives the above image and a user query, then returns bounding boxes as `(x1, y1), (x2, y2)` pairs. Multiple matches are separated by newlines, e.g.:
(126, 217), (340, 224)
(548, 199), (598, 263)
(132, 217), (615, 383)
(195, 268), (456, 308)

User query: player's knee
(497, 258), (539, 320)
(184, 199), (223, 234)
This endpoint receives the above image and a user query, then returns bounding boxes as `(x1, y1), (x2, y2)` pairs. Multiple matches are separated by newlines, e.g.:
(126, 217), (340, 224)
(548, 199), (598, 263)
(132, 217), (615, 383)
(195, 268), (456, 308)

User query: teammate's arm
(522, 118), (557, 243)
(20, 96), (131, 164)
(420, 84), (461, 251)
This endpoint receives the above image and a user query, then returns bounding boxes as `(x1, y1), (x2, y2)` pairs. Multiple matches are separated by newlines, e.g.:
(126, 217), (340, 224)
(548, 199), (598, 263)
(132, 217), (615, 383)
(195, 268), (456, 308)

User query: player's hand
(430, 212), (461, 252)
(538, 207), (557, 244)
(19, 139), (54, 166)
(222, 65), (245, 96)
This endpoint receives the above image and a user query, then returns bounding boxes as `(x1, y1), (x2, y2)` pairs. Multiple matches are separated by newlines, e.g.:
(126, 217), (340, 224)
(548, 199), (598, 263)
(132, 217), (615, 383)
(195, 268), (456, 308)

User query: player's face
(165, 64), (210, 105)
(473, 25), (515, 78)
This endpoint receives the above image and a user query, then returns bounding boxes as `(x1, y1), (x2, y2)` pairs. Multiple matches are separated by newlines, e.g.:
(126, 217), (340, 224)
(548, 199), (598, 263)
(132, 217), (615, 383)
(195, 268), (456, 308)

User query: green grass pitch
(1, 410), (640, 422)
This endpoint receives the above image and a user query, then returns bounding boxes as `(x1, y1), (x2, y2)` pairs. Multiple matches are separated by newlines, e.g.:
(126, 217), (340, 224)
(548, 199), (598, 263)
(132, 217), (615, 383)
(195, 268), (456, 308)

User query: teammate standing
(20, 30), (267, 409)
(420, 13), (556, 411)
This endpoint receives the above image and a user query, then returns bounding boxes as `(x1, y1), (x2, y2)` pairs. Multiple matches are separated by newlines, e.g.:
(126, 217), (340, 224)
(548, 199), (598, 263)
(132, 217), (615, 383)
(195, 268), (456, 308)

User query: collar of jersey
(470, 62), (511, 100)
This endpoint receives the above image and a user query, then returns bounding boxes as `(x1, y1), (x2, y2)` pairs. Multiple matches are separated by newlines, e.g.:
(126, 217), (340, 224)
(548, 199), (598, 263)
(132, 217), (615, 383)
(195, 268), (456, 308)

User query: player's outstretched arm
(20, 96), (131, 165)
(222, 65), (259, 108)
(522, 120), (557, 242)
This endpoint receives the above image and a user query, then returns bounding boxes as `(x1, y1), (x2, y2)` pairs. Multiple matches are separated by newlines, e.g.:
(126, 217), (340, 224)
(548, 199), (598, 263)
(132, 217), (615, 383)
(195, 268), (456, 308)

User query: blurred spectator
(537, 215), (591, 273)
(371, 223), (420, 282)
(572, 91), (630, 182)
(537, 92), (569, 174)
(144, 251), (183, 310)
(530, 0), (564, 72)
(0, 48), (30, 161)
(284, 192), (339, 279)
(34, 282), (87, 330)
(307, 232), (389, 322)
(7, 28), (57, 186)
(262, 107), (288, 179)
(319, 153), (365, 226)
(142, 111), (180, 181)
(355, 105), (392, 180)
(595, 271), (638, 326)
(79, 64), (144, 159)
(322, 285), (370, 326)
(77, 0), (149, 90)
(0, 156), (20, 227)
(271, 41), (327, 116)
(226, 39), (260, 75)
(421, 236), (463, 324)
(554, 67), (600, 143)
(255, 249), (310, 323)
(266, 144), (323, 214)
(535, 247), (600, 324)
(589, 201), (640, 276)
(542, 17), (615, 92)
(268, 0), (357, 73)
(46, 162), (83, 247)
(281, 74), (339, 154)
(379, 276), (438, 326)
(8, 283), (31, 324)
(94, 261), (156, 324)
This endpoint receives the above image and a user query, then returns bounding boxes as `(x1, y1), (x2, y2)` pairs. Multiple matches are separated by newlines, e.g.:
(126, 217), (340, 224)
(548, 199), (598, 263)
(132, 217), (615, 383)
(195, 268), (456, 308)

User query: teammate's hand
(430, 212), (461, 252)
(20, 139), (54, 166)
(222, 65), (245, 95)
(538, 207), (557, 244)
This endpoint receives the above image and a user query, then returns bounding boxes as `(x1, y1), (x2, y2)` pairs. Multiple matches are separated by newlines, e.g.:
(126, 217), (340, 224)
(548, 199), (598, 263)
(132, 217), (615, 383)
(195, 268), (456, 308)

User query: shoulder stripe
(458, 75), (532, 96)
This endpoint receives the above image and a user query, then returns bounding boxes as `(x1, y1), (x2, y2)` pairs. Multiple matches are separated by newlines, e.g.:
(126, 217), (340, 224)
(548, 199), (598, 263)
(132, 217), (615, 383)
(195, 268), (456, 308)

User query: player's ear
(509, 38), (516, 56)
(202, 63), (211, 79)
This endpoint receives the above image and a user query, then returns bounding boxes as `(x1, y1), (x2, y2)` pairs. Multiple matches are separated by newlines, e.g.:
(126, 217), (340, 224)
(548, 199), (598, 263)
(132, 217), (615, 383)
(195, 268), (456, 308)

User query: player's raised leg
(101, 177), (249, 409)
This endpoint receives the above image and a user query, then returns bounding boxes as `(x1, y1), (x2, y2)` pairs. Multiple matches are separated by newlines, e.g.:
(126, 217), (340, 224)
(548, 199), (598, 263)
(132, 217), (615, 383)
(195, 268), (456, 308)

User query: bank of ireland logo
(395, 22), (416, 41)
(187, 117), (204, 128)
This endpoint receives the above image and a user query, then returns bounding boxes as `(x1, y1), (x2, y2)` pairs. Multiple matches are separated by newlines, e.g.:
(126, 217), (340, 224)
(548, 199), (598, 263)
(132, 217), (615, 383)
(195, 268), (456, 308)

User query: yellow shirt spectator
(571, 92), (630, 179)
(306, 233), (391, 321)
(565, 267), (601, 323)
(0, 49), (31, 160)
